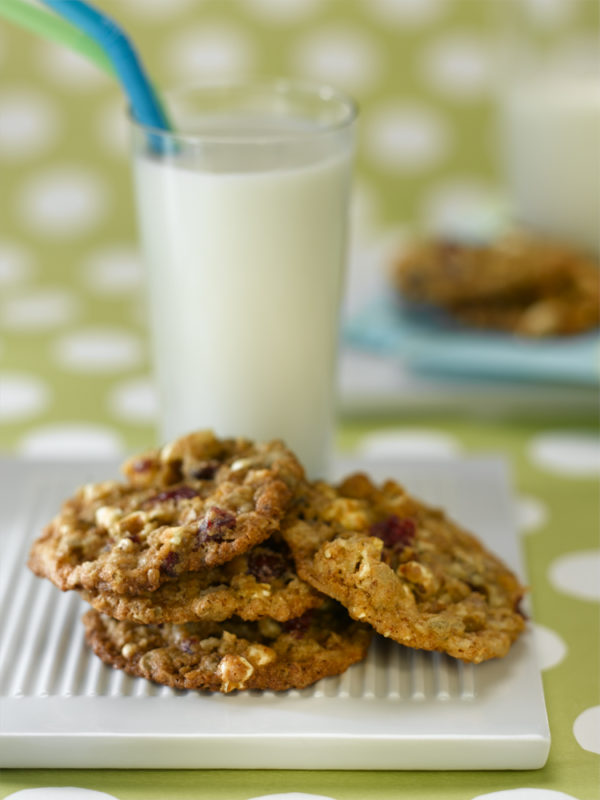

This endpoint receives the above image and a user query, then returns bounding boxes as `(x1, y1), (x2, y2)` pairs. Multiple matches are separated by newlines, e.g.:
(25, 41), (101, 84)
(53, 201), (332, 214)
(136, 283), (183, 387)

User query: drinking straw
(0, 0), (114, 78)
(0, 0), (171, 136)
(40, 0), (171, 132)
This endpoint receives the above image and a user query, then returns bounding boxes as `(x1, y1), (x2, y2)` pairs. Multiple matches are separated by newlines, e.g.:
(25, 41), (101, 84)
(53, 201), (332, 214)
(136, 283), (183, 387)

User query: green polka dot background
(1, 1), (598, 799)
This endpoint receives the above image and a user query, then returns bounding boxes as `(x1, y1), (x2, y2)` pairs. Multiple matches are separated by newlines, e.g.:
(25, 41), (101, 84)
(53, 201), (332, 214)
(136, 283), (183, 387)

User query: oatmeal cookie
(80, 537), (325, 624)
(83, 603), (372, 692)
(28, 431), (305, 595)
(392, 235), (599, 336)
(282, 474), (526, 663)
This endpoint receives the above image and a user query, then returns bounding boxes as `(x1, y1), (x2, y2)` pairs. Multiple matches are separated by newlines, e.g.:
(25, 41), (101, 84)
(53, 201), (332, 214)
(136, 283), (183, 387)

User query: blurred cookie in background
(391, 234), (600, 337)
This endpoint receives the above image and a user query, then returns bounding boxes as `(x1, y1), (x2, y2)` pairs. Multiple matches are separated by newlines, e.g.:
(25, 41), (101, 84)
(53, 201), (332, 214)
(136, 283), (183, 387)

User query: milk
(499, 76), (600, 255)
(133, 136), (352, 477)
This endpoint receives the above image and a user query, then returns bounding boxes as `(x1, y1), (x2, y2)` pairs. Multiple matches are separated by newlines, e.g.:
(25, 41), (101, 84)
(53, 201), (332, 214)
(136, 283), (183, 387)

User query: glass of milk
(499, 76), (600, 255)
(129, 80), (356, 478)
(494, 3), (600, 255)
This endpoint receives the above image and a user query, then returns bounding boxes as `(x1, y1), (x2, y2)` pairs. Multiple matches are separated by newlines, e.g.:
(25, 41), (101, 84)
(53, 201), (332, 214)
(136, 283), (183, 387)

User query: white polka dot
(164, 24), (255, 80)
(472, 790), (579, 800)
(123, 0), (196, 18)
(82, 245), (143, 294)
(109, 376), (158, 423)
(532, 623), (567, 671)
(242, 0), (322, 23)
(367, 0), (445, 27)
(53, 328), (143, 372)
(1, 288), (79, 331)
(524, 0), (576, 28)
(420, 34), (493, 99)
(4, 790), (120, 800)
(18, 167), (108, 237)
(366, 104), (450, 172)
(0, 242), (35, 286)
(0, 373), (50, 422)
(573, 705), (600, 755)
(516, 496), (548, 534)
(549, 550), (600, 602)
(530, 432), (600, 477)
(357, 430), (460, 460)
(18, 424), (124, 459)
(0, 89), (60, 159)
(37, 42), (110, 90)
(292, 27), (380, 93)
(422, 179), (507, 240)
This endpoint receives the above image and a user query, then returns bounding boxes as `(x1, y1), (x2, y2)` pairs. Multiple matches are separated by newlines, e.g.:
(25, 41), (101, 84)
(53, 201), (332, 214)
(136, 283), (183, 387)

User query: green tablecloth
(1, 415), (598, 800)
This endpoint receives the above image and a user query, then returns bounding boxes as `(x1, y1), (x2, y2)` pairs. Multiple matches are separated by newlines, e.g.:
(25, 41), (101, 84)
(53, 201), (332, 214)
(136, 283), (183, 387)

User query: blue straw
(40, 0), (171, 140)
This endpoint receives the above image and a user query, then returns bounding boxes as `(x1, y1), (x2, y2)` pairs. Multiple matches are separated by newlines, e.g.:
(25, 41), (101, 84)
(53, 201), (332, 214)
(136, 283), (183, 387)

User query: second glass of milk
(130, 81), (356, 478)
(494, 2), (600, 256)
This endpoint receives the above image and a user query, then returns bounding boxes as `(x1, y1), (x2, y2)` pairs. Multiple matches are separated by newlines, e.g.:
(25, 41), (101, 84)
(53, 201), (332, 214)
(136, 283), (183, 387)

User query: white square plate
(0, 456), (550, 769)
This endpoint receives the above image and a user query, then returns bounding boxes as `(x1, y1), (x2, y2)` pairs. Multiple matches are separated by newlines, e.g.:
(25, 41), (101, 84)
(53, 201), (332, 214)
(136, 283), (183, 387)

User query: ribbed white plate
(0, 456), (550, 769)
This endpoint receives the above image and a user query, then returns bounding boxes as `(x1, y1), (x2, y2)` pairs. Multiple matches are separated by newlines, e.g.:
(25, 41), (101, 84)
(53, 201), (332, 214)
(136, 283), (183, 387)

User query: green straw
(0, 0), (114, 78)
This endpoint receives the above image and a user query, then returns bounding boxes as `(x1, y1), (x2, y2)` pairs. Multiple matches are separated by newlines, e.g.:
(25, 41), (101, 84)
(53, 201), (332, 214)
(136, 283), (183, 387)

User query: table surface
(0, 415), (598, 800)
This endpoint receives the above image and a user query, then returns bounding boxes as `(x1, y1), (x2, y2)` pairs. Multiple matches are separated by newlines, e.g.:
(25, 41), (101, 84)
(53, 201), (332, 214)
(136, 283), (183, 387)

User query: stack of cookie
(392, 233), (600, 337)
(28, 431), (371, 692)
(28, 431), (526, 693)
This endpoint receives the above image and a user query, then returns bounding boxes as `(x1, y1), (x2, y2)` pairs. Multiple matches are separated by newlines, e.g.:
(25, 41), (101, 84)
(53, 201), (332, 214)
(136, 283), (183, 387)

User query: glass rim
(128, 78), (358, 144)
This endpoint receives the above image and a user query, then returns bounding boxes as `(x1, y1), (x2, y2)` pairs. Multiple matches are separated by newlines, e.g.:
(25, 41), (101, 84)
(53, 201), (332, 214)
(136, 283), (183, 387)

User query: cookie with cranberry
(393, 234), (600, 336)
(282, 474), (526, 663)
(28, 430), (305, 595)
(80, 537), (326, 624)
(83, 602), (372, 692)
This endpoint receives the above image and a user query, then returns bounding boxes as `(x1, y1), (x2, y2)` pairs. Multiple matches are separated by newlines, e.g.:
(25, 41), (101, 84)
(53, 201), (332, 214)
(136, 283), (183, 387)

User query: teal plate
(345, 295), (600, 386)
